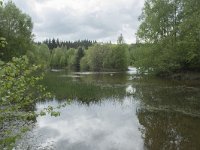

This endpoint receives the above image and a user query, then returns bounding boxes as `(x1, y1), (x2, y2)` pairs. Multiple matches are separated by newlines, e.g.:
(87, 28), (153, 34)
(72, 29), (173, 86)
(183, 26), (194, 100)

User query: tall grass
(42, 71), (126, 103)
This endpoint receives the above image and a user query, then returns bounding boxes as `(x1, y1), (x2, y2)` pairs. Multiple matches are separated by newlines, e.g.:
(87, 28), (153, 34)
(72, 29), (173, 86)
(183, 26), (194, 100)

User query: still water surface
(16, 68), (200, 150)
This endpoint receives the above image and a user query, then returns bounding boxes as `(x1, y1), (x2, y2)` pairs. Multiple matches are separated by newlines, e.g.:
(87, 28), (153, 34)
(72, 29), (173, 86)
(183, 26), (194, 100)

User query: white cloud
(6, 0), (144, 43)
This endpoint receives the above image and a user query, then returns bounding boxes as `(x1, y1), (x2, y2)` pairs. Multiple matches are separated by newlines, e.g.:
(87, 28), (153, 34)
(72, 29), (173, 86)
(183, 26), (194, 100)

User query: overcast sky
(6, 0), (144, 43)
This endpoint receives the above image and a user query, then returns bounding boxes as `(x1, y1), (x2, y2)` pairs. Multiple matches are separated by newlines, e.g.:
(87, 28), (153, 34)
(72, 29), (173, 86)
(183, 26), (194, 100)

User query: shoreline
(165, 72), (200, 81)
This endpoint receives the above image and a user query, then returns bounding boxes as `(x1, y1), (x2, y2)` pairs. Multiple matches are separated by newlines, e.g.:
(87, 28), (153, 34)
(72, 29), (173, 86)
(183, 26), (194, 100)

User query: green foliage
(128, 44), (137, 66)
(43, 39), (96, 50)
(81, 44), (128, 71)
(0, 1), (33, 61)
(135, 0), (200, 75)
(132, 43), (181, 75)
(0, 37), (7, 59)
(66, 48), (76, 69)
(0, 37), (7, 48)
(50, 47), (68, 68)
(50, 47), (85, 71)
(27, 44), (51, 69)
(65, 47), (85, 71)
(110, 44), (128, 70)
(30, 42), (128, 72)
(86, 44), (110, 71)
(73, 47), (84, 71)
(0, 56), (51, 149)
(131, 44), (154, 73)
(80, 53), (90, 71)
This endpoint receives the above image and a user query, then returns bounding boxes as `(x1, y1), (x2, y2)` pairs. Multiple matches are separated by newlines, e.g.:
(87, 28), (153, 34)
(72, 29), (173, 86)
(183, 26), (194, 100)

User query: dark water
(16, 68), (200, 150)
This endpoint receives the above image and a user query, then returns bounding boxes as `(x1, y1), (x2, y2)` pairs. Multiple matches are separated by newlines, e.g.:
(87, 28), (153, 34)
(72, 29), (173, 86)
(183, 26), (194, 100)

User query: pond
(15, 68), (200, 150)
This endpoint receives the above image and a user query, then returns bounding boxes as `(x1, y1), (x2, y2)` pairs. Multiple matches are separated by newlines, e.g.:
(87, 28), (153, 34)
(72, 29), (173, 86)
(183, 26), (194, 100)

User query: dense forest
(42, 39), (97, 50)
(0, 0), (200, 148)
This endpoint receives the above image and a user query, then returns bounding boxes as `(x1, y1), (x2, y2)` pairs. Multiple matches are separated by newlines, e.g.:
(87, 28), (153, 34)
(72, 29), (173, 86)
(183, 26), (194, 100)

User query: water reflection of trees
(133, 81), (200, 117)
(137, 109), (200, 150)
(133, 81), (200, 150)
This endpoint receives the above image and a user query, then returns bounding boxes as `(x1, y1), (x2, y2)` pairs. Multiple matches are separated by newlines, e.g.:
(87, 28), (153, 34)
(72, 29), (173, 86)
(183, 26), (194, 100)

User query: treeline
(28, 42), (129, 71)
(0, 1), (129, 72)
(41, 39), (97, 50)
(131, 0), (200, 75)
(28, 31), (129, 71)
(1, 0), (199, 75)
